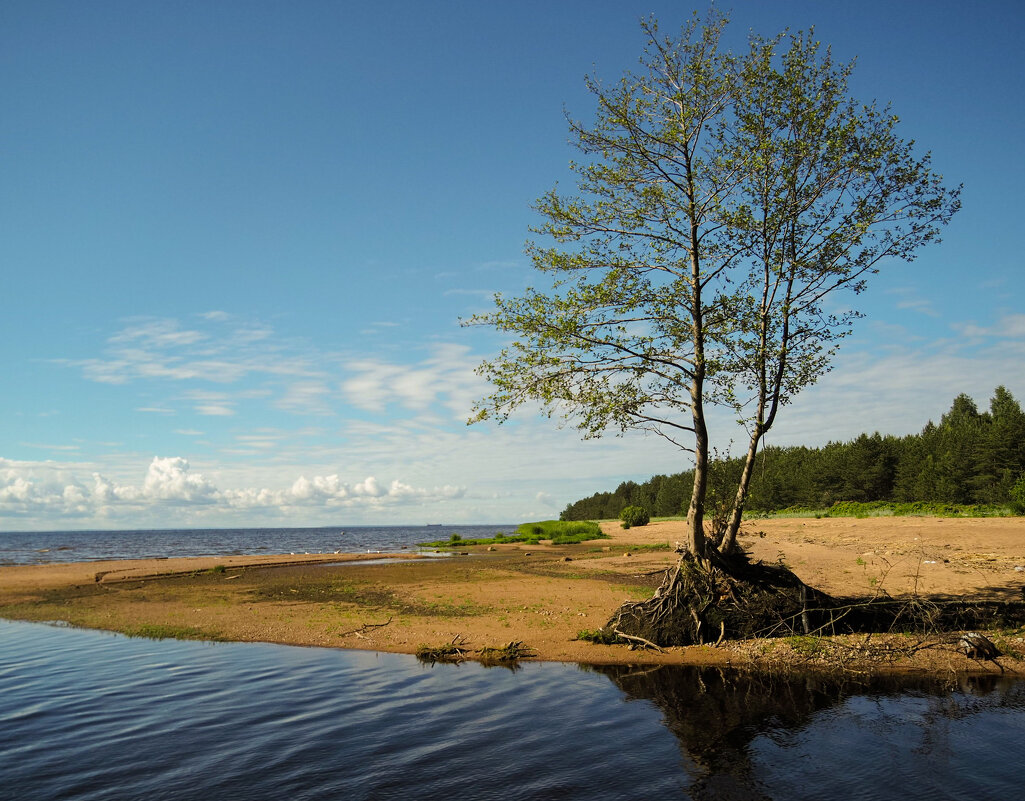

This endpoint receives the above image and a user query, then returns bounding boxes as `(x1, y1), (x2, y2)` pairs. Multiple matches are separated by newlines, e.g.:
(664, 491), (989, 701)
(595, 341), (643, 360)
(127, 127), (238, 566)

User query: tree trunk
(687, 411), (709, 559)
(720, 427), (761, 553)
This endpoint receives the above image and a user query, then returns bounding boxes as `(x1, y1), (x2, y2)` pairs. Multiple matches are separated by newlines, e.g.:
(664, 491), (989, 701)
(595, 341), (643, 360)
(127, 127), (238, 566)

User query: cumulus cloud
(0, 456), (466, 526)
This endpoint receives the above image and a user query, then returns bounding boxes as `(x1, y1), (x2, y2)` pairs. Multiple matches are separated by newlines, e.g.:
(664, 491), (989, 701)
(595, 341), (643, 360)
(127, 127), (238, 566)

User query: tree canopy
(469, 12), (960, 557)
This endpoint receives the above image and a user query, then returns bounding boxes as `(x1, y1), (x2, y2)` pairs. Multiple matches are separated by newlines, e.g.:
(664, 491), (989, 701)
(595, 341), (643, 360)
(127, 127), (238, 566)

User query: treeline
(561, 387), (1025, 520)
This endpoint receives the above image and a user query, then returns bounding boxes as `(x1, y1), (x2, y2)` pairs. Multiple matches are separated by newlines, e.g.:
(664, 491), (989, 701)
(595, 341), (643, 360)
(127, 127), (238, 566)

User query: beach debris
(415, 635), (473, 664)
(477, 641), (536, 663)
(339, 617), (393, 639)
(415, 637), (536, 665)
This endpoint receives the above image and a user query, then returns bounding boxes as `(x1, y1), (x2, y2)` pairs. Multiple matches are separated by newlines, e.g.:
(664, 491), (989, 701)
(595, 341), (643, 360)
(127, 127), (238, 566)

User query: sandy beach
(3, 516), (1025, 674)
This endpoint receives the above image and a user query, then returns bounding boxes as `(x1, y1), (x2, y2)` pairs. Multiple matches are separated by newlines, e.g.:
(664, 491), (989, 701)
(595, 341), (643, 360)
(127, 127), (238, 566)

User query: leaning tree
(469, 12), (959, 620)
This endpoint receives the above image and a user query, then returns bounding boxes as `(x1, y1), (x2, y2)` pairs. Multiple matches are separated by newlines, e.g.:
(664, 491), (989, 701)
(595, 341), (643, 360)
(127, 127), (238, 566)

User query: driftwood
(415, 635), (474, 663)
(338, 617), (393, 638)
(416, 637), (537, 665)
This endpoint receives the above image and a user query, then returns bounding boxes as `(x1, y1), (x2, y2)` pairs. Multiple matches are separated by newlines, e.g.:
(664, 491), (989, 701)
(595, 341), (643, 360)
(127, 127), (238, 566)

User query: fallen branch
(477, 641), (536, 661)
(611, 627), (665, 653)
(416, 635), (473, 664)
(339, 617), (393, 638)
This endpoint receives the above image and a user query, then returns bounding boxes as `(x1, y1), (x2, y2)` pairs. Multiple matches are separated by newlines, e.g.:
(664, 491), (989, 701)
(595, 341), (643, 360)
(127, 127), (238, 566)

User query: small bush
(576, 628), (624, 645)
(619, 505), (650, 527)
(449, 533), (462, 542)
(1011, 474), (1025, 515)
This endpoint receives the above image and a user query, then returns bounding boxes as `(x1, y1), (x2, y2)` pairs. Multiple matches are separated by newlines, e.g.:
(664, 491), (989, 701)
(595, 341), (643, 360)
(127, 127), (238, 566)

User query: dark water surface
(0, 525), (511, 565)
(2, 621), (1024, 800)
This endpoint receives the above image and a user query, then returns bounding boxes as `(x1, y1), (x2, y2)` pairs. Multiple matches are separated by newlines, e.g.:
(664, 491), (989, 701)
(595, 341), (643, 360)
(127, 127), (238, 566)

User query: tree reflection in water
(587, 664), (1025, 800)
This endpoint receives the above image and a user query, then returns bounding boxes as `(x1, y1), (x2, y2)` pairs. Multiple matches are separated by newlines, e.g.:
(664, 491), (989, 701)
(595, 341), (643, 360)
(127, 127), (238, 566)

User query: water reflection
(589, 663), (1025, 800)
(3, 619), (1025, 801)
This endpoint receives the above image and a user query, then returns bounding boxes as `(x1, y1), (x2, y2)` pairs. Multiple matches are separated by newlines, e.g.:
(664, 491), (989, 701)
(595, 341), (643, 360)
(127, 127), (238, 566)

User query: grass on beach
(420, 520), (607, 548)
(747, 500), (1016, 519)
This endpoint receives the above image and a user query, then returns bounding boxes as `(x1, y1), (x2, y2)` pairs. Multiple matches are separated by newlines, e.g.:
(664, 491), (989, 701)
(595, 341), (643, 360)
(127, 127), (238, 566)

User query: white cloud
(951, 313), (1025, 341)
(274, 381), (334, 415)
(60, 316), (325, 407)
(886, 286), (939, 317)
(0, 455), (469, 527)
(141, 457), (219, 503)
(109, 319), (208, 348)
(762, 332), (1025, 447)
(196, 404), (236, 417)
(340, 342), (484, 420)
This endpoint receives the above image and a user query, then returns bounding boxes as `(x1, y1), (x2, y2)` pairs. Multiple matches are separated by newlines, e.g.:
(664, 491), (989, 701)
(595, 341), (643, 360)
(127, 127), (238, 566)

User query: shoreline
(3, 517), (1025, 676)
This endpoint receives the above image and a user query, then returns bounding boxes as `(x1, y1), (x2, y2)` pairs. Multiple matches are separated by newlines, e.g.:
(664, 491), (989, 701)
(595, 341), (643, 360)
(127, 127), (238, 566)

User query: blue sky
(2, 0), (1022, 530)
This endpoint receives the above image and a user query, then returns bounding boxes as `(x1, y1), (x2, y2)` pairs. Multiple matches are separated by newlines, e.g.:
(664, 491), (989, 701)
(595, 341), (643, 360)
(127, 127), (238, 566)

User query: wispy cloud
(887, 286), (939, 317)
(340, 342), (483, 419)
(442, 288), (494, 299)
(274, 381), (335, 415)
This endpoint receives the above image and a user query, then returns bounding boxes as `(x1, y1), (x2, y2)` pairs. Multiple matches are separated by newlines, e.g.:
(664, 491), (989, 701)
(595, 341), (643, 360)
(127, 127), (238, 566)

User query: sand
(3, 516), (1025, 675)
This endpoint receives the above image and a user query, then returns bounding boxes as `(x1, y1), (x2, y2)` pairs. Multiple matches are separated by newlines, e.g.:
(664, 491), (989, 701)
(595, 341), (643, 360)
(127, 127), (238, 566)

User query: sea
(0, 524), (511, 565)
(3, 527), (1025, 799)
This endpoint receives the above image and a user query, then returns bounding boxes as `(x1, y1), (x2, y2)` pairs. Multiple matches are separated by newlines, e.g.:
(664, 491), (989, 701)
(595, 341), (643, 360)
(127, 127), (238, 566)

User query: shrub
(514, 520), (605, 544)
(1011, 474), (1025, 515)
(620, 505), (650, 527)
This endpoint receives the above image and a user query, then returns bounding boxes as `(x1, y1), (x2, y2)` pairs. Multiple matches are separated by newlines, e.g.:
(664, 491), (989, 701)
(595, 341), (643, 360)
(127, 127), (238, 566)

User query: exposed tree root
(609, 551), (832, 647)
(607, 551), (1025, 649)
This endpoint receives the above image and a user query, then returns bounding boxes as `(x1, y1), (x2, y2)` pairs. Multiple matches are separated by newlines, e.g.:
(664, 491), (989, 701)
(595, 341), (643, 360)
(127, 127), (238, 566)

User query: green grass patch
(247, 579), (487, 617)
(785, 635), (826, 657)
(419, 520), (607, 548)
(576, 628), (624, 644)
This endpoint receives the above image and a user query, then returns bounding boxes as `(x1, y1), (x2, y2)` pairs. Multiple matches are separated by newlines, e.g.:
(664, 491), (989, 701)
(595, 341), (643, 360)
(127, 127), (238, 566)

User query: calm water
(2, 620), (1024, 800)
(0, 525), (512, 565)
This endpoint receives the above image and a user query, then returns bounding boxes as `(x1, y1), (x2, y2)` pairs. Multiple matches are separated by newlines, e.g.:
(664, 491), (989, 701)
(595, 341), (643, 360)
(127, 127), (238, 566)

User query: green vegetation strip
(420, 520), (607, 548)
(752, 501), (1013, 519)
